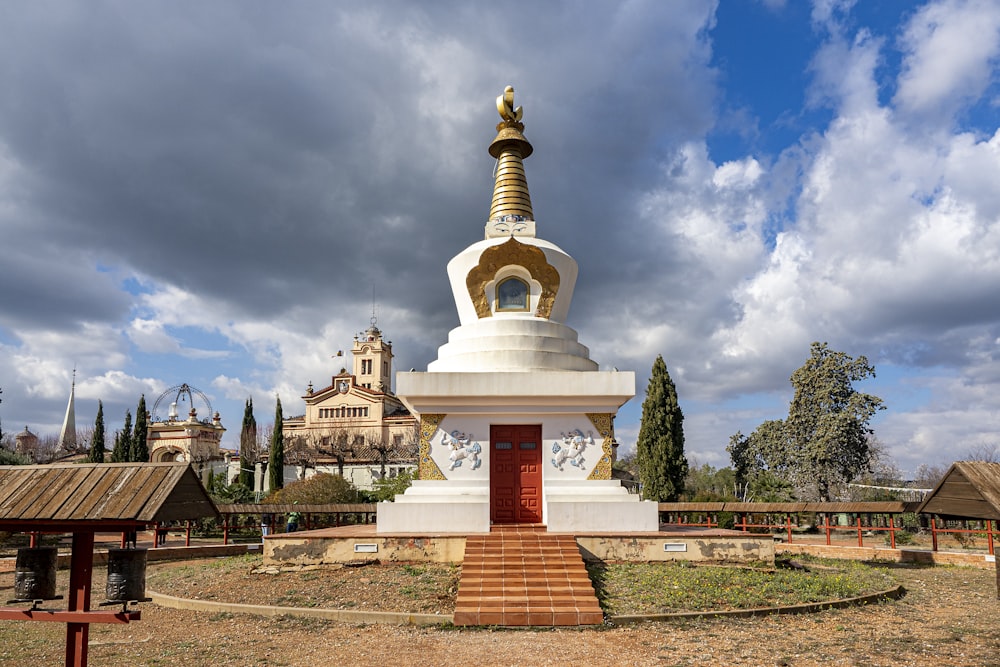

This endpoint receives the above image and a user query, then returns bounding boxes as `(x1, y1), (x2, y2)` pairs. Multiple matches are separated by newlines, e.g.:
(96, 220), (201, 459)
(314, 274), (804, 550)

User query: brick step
(454, 529), (603, 627)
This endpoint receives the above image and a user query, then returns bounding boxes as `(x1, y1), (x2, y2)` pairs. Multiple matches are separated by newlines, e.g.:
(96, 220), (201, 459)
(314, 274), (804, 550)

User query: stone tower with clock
(352, 320), (394, 393)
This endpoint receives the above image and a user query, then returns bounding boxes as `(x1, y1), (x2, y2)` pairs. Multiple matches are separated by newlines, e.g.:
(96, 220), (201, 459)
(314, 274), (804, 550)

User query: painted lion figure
(443, 430), (482, 471)
(551, 429), (593, 471)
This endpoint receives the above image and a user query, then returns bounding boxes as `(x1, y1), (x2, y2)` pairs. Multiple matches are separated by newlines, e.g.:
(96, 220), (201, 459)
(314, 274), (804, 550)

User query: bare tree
(914, 463), (949, 488)
(19, 434), (61, 463)
(73, 427), (94, 454)
(313, 421), (365, 477)
(284, 435), (317, 480)
(369, 424), (419, 480)
(255, 423), (273, 463)
(965, 443), (1000, 463)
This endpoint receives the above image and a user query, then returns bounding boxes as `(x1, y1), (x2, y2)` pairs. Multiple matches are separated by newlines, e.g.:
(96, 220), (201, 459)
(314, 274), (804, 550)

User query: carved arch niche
(465, 237), (560, 319)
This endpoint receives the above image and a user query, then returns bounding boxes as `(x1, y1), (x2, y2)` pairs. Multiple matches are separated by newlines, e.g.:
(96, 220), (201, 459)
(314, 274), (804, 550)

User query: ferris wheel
(150, 384), (215, 423)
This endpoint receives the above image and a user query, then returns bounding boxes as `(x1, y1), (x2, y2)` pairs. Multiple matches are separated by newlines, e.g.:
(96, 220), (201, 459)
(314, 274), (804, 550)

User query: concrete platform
(262, 524), (775, 568)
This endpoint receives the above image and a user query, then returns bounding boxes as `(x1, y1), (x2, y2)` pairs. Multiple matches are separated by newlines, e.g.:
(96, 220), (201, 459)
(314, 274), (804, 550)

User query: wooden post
(889, 515), (896, 550)
(786, 515), (792, 544)
(931, 517), (938, 551)
(856, 516), (863, 547)
(995, 553), (999, 599)
(65, 531), (94, 667)
(825, 514), (831, 545)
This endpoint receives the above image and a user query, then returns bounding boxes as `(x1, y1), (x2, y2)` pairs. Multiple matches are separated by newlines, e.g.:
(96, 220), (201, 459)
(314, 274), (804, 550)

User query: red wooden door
(490, 425), (542, 524)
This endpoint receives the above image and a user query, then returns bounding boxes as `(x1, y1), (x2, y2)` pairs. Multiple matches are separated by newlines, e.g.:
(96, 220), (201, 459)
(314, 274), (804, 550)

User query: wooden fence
(657, 501), (996, 555)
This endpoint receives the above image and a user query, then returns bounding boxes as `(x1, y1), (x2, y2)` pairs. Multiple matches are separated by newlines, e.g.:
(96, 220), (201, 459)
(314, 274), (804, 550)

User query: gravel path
(0, 560), (996, 666)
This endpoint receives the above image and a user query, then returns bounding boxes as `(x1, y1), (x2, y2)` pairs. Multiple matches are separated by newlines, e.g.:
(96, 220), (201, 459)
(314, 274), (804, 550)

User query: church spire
(58, 368), (77, 451)
(486, 86), (535, 239)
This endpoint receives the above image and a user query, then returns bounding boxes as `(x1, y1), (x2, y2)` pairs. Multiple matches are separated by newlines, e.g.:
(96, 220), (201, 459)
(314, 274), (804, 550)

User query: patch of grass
(588, 558), (895, 615)
(206, 553), (262, 569)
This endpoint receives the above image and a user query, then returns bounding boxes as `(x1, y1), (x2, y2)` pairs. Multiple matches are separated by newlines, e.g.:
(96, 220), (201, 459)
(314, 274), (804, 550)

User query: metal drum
(105, 548), (148, 602)
(14, 546), (58, 601)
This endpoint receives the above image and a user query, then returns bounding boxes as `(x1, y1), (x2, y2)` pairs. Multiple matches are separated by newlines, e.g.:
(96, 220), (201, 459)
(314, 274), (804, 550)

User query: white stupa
(378, 87), (658, 533)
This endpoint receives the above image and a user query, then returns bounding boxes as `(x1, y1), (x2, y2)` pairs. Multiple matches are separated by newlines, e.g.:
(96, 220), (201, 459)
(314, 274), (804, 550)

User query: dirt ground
(0, 558), (996, 666)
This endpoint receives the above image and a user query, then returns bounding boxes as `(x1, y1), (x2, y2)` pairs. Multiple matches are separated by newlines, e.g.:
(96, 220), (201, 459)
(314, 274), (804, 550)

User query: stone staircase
(453, 526), (604, 626)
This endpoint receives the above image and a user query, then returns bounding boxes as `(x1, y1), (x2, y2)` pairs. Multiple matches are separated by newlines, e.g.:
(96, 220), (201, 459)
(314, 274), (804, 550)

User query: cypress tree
(636, 355), (688, 501)
(239, 398), (257, 488)
(111, 410), (133, 463)
(130, 395), (149, 462)
(87, 400), (106, 463)
(268, 397), (284, 492)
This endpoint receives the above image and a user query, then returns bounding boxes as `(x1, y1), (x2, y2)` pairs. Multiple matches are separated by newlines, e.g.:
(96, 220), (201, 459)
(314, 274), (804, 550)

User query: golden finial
(487, 85), (534, 236)
(496, 86), (523, 123)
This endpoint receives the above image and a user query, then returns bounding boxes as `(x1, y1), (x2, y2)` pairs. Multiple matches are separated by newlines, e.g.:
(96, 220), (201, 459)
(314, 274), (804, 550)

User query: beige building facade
(278, 323), (419, 491)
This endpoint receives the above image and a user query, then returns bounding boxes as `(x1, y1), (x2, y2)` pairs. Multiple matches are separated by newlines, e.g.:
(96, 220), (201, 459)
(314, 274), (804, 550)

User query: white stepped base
(544, 480), (660, 532)
(428, 318), (598, 372)
(376, 480), (490, 534)
(377, 479), (659, 534)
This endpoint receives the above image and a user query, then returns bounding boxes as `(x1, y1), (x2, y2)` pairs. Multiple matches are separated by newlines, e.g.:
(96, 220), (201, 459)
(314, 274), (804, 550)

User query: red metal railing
(659, 505), (996, 555)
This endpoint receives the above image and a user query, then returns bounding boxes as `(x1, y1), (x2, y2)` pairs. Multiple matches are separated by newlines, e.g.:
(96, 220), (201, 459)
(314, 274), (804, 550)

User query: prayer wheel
(14, 546), (58, 600)
(105, 548), (148, 602)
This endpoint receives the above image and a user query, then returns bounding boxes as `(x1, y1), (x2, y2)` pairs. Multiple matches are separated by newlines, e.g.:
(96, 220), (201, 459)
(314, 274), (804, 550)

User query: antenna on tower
(370, 286), (378, 329)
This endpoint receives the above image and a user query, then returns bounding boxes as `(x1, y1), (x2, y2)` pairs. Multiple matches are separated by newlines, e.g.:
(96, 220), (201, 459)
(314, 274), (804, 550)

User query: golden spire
(487, 86), (534, 236)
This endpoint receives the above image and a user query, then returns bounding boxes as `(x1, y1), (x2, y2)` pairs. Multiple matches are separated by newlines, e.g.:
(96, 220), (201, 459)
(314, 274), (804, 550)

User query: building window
(496, 277), (529, 312)
(361, 359), (372, 374)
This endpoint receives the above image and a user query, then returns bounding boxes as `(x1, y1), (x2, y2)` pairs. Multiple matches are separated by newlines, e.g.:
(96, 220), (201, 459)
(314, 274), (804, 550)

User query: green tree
(636, 355), (688, 501)
(207, 473), (255, 504)
(111, 410), (133, 463)
(728, 342), (885, 502)
(268, 397), (284, 492)
(239, 398), (257, 488)
(370, 470), (414, 502)
(684, 462), (738, 501)
(87, 400), (106, 463)
(264, 472), (359, 505)
(130, 395), (149, 462)
(0, 448), (30, 465)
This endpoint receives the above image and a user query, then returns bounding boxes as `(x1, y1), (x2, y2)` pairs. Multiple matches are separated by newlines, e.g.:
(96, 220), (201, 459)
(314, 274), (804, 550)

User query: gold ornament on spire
(496, 86), (523, 123)
(487, 85), (534, 237)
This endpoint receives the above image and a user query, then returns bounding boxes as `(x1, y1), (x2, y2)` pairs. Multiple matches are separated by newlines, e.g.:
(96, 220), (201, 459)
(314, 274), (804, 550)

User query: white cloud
(3, 1), (1000, 476)
(894, 0), (1000, 121)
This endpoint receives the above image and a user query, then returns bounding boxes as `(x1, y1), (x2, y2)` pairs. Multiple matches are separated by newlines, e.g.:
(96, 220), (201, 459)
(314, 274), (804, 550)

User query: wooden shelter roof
(917, 461), (1000, 520)
(0, 463), (219, 531)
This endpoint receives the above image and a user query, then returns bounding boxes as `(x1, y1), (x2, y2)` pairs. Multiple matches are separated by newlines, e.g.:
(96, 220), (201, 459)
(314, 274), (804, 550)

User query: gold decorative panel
(418, 414), (447, 480)
(465, 237), (559, 319)
(586, 413), (614, 480)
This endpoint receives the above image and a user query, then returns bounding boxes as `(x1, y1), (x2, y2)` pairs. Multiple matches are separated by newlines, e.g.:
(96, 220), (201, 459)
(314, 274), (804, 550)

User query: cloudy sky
(1, 0), (999, 476)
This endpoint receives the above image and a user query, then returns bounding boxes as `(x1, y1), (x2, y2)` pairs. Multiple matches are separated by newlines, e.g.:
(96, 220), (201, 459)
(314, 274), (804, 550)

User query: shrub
(264, 473), (359, 505)
(371, 470), (414, 502)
